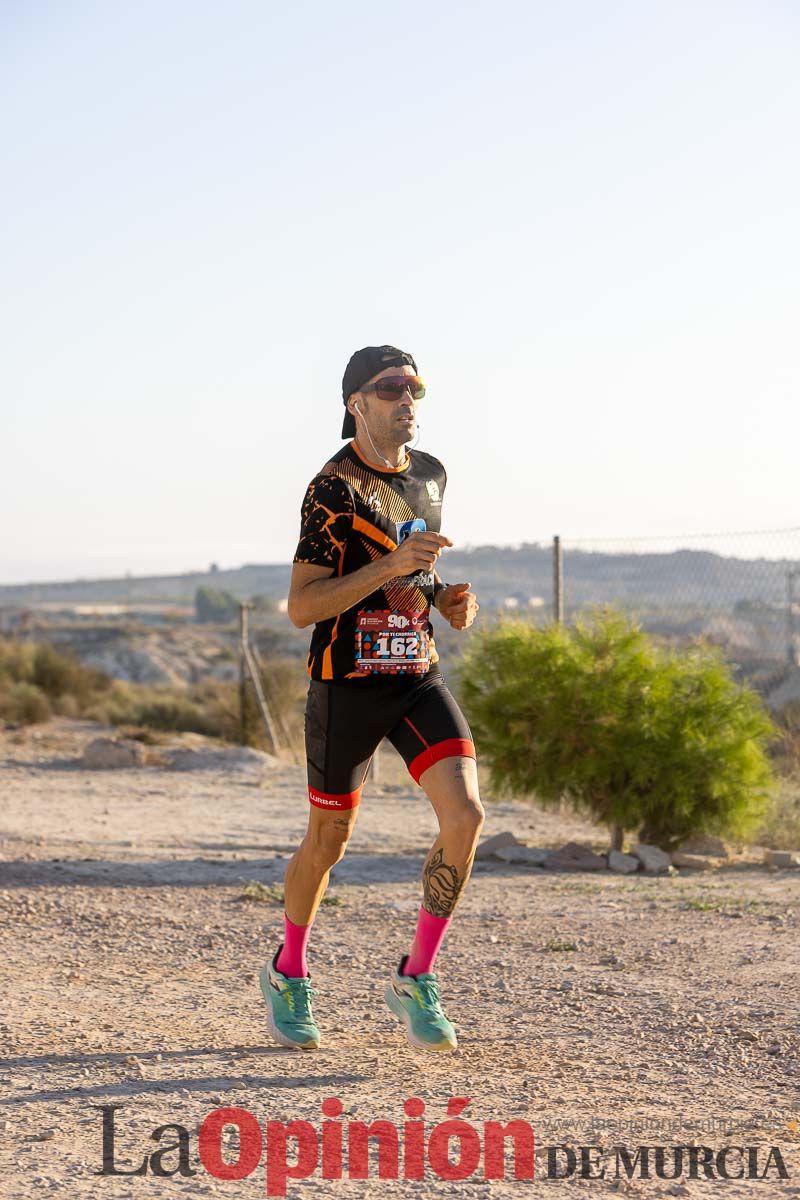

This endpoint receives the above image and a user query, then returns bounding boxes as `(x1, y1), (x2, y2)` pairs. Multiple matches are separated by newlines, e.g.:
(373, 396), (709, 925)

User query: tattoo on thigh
(423, 847), (462, 917)
(333, 817), (351, 832)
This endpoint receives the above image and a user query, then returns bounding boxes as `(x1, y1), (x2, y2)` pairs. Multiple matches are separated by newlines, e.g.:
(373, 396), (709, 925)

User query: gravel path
(1, 719), (798, 1197)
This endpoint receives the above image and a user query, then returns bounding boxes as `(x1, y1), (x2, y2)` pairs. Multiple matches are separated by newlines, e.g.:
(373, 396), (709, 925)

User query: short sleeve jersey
(293, 440), (447, 682)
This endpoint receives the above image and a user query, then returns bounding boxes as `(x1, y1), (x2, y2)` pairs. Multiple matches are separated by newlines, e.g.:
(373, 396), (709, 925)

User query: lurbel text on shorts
(308, 792), (340, 807)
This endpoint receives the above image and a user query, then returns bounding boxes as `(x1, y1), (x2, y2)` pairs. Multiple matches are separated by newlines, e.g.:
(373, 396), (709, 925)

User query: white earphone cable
(354, 400), (420, 466)
(354, 403), (394, 468)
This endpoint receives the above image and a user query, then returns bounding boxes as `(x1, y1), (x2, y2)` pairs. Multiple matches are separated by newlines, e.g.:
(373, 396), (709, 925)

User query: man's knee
(441, 797), (485, 844)
(303, 814), (356, 869)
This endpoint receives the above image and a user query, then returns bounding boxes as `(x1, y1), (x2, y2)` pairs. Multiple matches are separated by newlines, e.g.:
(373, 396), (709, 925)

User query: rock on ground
(493, 844), (550, 866)
(81, 737), (146, 768)
(632, 842), (672, 874)
(764, 849), (800, 868)
(608, 849), (640, 874)
(474, 830), (522, 860)
(545, 841), (608, 871)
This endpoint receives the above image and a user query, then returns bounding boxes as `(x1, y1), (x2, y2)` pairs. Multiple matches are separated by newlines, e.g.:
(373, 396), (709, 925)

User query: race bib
(355, 610), (431, 675)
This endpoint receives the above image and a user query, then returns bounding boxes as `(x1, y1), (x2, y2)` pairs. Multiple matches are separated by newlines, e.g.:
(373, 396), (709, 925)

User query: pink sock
(276, 913), (313, 978)
(403, 906), (452, 977)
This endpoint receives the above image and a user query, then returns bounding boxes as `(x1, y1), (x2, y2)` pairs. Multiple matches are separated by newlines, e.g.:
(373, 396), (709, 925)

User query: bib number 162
(374, 633), (418, 657)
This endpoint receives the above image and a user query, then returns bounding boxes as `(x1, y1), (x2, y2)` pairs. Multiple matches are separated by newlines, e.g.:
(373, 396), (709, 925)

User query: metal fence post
(238, 603), (284, 755)
(787, 567), (798, 667)
(251, 644), (297, 763)
(242, 638), (283, 756)
(553, 535), (564, 625)
(239, 602), (249, 745)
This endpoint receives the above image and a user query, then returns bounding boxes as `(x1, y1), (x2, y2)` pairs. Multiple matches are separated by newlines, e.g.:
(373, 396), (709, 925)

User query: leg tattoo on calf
(422, 847), (462, 917)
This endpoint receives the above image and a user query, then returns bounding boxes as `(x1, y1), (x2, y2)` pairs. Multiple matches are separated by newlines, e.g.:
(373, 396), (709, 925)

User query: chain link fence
(555, 526), (800, 710)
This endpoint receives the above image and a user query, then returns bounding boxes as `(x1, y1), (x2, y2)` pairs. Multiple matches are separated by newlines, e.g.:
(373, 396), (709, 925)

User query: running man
(260, 345), (483, 1053)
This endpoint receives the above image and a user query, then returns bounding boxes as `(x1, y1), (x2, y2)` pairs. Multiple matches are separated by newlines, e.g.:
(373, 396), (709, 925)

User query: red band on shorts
(408, 738), (476, 785)
(308, 786), (361, 811)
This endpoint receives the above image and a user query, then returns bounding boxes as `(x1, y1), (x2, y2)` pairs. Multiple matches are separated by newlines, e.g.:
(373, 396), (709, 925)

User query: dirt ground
(1, 717), (798, 1198)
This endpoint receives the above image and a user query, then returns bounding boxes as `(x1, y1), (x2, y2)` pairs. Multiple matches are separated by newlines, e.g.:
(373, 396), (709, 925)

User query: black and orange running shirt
(293, 440), (447, 682)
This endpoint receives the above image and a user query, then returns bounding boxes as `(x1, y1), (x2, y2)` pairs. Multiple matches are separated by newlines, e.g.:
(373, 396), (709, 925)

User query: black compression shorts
(304, 666), (476, 810)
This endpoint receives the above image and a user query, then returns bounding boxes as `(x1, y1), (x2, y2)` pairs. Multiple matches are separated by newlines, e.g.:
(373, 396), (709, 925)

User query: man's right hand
(288, 532), (454, 629)
(387, 531), (453, 576)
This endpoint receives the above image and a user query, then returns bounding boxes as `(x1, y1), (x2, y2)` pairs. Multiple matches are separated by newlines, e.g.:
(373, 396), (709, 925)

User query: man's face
(350, 364), (420, 447)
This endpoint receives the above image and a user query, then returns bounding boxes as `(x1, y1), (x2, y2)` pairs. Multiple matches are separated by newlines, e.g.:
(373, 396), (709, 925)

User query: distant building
(23, 602), (194, 621)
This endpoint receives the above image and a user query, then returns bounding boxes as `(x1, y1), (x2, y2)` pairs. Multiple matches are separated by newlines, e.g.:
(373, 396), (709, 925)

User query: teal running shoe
(259, 945), (321, 1050)
(384, 955), (458, 1053)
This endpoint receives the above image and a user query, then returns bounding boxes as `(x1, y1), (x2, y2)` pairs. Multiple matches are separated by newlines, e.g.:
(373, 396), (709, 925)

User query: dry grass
(754, 773), (800, 850)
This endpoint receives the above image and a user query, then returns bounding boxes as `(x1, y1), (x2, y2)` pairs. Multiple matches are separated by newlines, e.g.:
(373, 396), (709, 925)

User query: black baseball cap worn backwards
(341, 345), (418, 438)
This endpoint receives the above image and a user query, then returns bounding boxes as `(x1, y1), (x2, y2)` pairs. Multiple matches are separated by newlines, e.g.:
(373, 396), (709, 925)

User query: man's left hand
(435, 582), (479, 630)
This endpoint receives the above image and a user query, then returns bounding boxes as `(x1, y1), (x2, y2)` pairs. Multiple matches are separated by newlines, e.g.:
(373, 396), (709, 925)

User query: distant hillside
(450, 544), (795, 610)
(0, 563), (291, 607)
(0, 543), (793, 611)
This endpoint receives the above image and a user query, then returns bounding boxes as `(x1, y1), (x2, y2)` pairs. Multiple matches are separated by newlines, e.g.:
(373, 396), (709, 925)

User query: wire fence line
(549, 526), (800, 710)
(1, 526), (798, 716)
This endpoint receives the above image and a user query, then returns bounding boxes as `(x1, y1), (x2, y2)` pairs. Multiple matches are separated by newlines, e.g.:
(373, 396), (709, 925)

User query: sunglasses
(360, 375), (426, 402)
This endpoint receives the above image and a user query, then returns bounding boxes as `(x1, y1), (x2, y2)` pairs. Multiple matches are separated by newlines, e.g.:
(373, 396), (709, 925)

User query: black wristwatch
(433, 580), (448, 607)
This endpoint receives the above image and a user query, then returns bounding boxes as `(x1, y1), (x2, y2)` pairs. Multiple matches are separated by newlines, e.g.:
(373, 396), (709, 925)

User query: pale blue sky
(2, 1), (798, 584)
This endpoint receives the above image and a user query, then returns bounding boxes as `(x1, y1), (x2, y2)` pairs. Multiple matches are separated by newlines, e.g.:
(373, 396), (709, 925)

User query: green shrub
(0, 636), (112, 725)
(458, 606), (777, 850)
(0, 633), (304, 759)
(0, 681), (52, 725)
(195, 586), (239, 623)
(31, 642), (111, 704)
(0, 638), (36, 684)
(0, 637), (111, 693)
(85, 662), (304, 757)
(52, 692), (81, 719)
(87, 680), (232, 738)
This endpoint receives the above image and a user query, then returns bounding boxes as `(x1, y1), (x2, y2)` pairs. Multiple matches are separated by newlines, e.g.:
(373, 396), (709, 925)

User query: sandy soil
(1, 717), (798, 1198)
